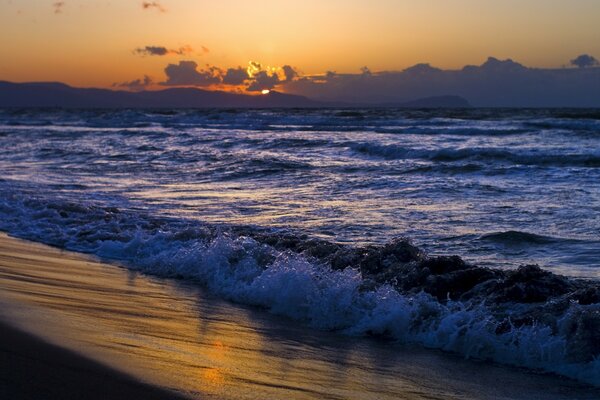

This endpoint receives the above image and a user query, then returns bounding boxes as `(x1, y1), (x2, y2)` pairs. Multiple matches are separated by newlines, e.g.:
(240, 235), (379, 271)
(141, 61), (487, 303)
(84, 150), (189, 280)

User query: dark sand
(0, 233), (598, 400)
(0, 321), (187, 399)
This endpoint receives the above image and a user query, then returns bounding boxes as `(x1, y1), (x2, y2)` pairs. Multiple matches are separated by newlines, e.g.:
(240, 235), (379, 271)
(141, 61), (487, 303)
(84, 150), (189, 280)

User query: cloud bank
(123, 54), (599, 106)
(160, 61), (300, 92)
(280, 56), (600, 107)
(163, 61), (221, 86)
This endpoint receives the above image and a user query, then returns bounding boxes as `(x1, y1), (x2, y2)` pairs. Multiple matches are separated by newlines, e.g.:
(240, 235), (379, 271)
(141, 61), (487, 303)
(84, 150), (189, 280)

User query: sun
(261, 89), (270, 95)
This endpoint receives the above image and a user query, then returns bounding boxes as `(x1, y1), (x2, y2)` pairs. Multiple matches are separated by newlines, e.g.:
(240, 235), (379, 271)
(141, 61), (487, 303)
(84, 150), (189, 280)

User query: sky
(1, 0), (600, 95)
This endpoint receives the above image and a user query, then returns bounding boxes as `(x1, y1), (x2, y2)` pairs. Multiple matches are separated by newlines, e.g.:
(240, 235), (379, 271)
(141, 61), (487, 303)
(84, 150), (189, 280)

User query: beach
(0, 321), (187, 400)
(0, 232), (598, 399)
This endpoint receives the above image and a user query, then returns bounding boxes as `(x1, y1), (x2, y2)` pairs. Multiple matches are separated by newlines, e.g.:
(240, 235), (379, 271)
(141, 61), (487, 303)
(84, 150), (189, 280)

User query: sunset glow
(1, 0), (599, 91)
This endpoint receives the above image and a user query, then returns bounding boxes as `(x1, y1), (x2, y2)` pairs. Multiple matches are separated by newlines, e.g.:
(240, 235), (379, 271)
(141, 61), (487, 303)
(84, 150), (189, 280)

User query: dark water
(0, 108), (599, 386)
(0, 108), (599, 275)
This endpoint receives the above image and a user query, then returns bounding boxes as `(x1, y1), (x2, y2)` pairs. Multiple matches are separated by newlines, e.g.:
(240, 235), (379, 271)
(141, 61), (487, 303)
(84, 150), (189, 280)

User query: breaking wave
(480, 231), (568, 245)
(0, 191), (598, 387)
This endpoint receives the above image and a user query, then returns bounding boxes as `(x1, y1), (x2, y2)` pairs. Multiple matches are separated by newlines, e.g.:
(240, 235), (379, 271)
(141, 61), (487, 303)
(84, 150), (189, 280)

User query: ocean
(0, 108), (599, 386)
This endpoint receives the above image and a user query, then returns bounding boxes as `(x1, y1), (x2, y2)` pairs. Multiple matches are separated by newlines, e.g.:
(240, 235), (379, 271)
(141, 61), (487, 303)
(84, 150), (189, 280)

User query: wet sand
(0, 232), (598, 400)
(0, 321), (188, 399)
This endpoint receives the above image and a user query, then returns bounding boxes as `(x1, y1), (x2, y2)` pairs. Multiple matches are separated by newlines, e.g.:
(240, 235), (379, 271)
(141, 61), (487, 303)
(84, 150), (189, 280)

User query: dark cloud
(162, 61), (221, 86)
(136, 46), (169, 56)
(53, 1), (65, 14)
(571, 54), (599, 68)
(158, 61), (295, 89)
(246, 71), (280, 92)
(134, 45), (193, 57)
(281, 65), (298, 82)
(113, 75), (153, 91)
(465, 57), (527, 73)
(142, 1), (166, 12)
(281, 56), (600, 107)
(222, 67), (249, 85)
(156, 60), (293, 90)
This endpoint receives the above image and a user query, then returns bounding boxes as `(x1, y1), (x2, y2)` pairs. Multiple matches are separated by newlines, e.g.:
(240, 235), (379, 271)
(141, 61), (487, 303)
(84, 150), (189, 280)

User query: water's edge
(1, 232), (599, 400)
(0, 194), (598, 387)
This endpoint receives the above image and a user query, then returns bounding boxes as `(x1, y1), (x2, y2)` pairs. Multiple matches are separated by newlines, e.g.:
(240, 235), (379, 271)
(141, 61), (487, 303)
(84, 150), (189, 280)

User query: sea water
(0, 108), (599, 385)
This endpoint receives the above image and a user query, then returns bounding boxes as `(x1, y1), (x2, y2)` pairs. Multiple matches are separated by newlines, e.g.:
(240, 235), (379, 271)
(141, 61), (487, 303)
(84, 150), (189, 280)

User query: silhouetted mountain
(0, 81), (321, 108)
(0, 81), (472, 109)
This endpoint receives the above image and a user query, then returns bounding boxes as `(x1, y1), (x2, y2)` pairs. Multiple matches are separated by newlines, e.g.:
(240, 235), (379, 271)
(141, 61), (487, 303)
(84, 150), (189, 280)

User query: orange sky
(1, 0), (599, 88)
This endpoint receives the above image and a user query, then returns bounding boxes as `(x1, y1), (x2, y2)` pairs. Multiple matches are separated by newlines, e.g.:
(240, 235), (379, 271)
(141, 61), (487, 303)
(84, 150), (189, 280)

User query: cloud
(465, 57), (527, 73)
(246, 70), (281, 92)
(113, 75), (153, 91)
(136, 46), (169, 56)
(158, 60), (300, 91)
(134, 45), (194, 57)
(162, 61), (221, 86)
(53, 1), (65, 14)
(222, 67), (249, 85)
(142, 1), (166, 12)
(247, 61), (262, 77)
(280, 56), (600, 107)
(241, 63), (299, 90)
(281, 65), (298, 82)
(571, 54), (599, 68)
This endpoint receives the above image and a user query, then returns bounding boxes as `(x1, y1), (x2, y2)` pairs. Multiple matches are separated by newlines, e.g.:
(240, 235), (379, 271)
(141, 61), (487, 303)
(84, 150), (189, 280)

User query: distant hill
(0, 81), (321, 108)
(0, 81), (471, 109)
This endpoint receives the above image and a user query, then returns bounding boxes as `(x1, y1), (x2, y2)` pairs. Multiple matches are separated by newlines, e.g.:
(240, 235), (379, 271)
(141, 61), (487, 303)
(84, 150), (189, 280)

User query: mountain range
(0, 81), (470, 109)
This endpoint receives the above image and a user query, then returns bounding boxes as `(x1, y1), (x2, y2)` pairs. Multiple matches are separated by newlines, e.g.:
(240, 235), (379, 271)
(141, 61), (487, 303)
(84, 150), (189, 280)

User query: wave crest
(351, 142), (600, 167)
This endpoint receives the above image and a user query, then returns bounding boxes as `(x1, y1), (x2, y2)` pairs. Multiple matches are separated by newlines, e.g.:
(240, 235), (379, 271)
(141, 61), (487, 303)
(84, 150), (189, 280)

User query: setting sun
(261, 89), (270, 95)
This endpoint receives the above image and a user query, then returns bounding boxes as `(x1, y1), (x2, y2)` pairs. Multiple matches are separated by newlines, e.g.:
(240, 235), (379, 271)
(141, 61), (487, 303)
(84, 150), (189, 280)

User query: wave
(525, 118), (600, 133)
(0, 190), (598, 387)
(373, 126), (532, 136)
(350, 142), (600, 167)
(204, 156), (313, 181)
(480, 231), (567, 245)
(400, 163), (485, 174)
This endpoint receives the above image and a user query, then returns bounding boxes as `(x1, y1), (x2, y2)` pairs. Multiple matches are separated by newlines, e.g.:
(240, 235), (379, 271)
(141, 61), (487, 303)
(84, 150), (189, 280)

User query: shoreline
(0, 232), (599, 399)
(0, 320), (187, 399)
